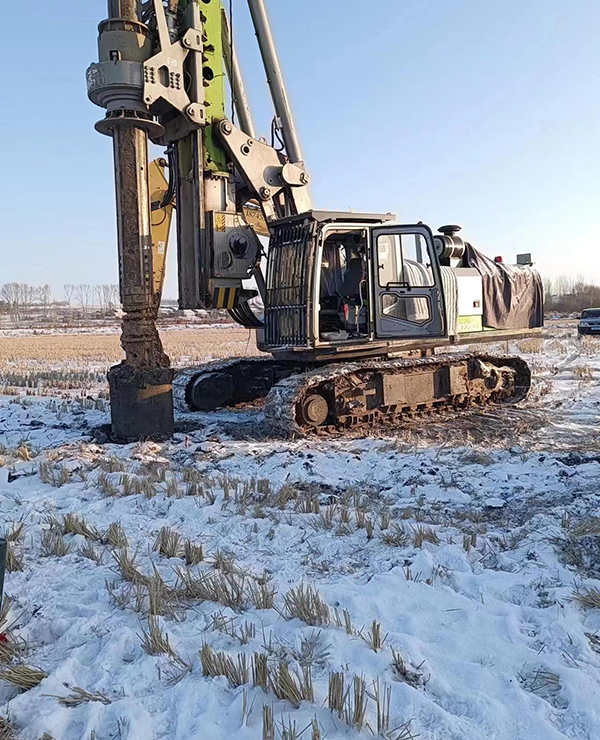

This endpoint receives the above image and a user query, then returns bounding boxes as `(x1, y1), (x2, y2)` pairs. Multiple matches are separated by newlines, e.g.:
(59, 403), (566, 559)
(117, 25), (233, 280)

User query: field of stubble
(0, 326), (259, 396)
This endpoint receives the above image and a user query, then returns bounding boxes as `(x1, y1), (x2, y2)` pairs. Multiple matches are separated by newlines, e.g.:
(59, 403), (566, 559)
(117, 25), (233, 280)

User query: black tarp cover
(464, 245), (544, 330)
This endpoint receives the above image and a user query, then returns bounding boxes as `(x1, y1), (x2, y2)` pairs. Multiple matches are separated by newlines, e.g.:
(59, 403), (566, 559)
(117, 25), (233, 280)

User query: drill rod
(106, 0), (174, 440)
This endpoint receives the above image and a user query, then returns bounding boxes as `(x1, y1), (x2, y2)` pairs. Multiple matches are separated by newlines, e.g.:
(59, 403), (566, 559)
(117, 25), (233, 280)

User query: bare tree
(64, 284), (75, 308)
(41, 284), (52, 308)
(95, 285), (104, 315)
(1, 283), (23, 321)
(21, 284), (35, 311)
(102, 284), (114, 312)
(554, 275), (575, 297)
(546, 274), (600, 313)
(74, 284), (94, 317)
(110, 284), (120, 310)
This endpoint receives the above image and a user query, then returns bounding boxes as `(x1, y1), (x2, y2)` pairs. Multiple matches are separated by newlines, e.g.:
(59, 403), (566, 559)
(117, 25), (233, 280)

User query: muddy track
(263, 353), (531, 437)
(174, 353), (531, 438)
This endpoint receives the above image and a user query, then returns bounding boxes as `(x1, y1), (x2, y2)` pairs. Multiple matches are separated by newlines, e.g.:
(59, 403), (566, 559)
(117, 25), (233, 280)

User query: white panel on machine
(454, 268), (483, 317)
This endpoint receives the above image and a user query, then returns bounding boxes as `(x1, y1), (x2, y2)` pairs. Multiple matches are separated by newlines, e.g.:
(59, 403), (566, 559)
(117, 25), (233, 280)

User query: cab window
(377, 233), (434, 288)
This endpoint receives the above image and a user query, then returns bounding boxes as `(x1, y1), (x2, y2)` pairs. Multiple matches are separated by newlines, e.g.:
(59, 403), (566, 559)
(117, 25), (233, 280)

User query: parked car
(578, 308), (600, 336)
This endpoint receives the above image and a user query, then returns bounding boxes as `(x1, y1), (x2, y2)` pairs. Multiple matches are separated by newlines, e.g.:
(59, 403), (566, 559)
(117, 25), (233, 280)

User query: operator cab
(317, 221), (445, 344)
(263, 211), (447, 352)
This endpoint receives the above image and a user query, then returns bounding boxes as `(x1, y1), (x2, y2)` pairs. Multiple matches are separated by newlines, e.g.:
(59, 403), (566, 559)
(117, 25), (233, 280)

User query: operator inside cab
(319, 231), (369, 340)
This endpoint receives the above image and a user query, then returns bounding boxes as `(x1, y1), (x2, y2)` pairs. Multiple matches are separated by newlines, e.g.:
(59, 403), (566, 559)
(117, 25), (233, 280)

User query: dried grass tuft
(63, 514), (101, 542)
(573, 586), (600, 610)
(463, 532), (477, 552)
(343, 674), (368, 730)
(573, 365), (593, 381)
(312, 506), (336, 531)
(390, 649), (427, 688)
(78, 542), (103, 565)
(295, 630), (331, 668)
(358, 620), (387, 652)
(250, 581), (277, 610)
(332, 608), (354, 635)
(164, 477), (181, 498)
(213, 550), (237, 574)
(517, 337), (543, 354)
(551, 517), (600, 574)
(382, 524), (410, 548)
(96, 472), (120, 497)
(380, 510), (392, 530)
(38, 461), (71, 488)
(153, 527), (182, 559)
(4, 523), (24, 544)
(198, 643), (250, 688)
(267, 660), (314, 708)
(279, 584), (330, 626)
(368, 678), (392, 735)
(178, 568), (247, 612)
(209, 612), (256, 645)
(276, 484), (297, 510)
(120, 474), (143, 497)
(518, 667), (561, 700)
(386, 722), (419, 740)
(0, 717), (16, 740)
(99, 456), (126, 473)
(0, 597), (13, 635)
(0, 664), (47, 692)
(183, 539), (204, 566)
(162, 660), (193, 687)
(0, 632), (28, 665)
(310, 717), (321, 740)
(40, 531), (71, 558)
(586, 632), (600, 654)
(5, 542), (24, 573)
(223, 653), (250, 688)
(104, 522), (128, 549)
(277, 717), (300, 740)
(413, 525), (440, 548)
(253, 652), (268, 690)
(262, 704), (274, 740)
(111, 549), (145, 584)
(199, 642), (220, 678)
(105, 580), (139, 611)
(328, 671), (345, 716)
(147, 567), (180, 619)
(295, 493), (320, 515)
(45, 686), (112, 708)
(138, 616), (179, 659)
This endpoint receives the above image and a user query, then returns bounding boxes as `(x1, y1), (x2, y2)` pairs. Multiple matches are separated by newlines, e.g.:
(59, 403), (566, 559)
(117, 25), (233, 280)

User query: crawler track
(175, 353), (531, 438)
(173, 357), (299, 413)
(263, 353), (530, 437)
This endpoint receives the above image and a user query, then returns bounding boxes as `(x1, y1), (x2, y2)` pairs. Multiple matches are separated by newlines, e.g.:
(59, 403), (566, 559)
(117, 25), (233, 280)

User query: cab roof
(275, 210), (397, 226)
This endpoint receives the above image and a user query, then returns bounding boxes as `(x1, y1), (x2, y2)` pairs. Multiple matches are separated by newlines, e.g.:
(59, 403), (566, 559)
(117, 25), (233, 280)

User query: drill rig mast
(87, 0), (311, 439)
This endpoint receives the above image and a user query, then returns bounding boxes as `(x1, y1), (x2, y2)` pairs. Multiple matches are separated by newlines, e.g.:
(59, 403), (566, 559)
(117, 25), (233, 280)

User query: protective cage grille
(265, 217), (317, 347)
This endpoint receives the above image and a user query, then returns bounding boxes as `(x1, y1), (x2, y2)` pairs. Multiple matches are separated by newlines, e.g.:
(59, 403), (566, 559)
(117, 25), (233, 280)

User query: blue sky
(2, 0), (599, 299)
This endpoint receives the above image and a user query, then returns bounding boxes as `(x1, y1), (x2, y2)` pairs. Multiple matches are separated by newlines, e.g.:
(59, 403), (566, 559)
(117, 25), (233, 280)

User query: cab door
(371, 224), (446, 338)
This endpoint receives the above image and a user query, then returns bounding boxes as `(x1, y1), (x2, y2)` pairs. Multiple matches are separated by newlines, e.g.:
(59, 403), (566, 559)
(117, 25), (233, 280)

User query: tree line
(4, 276), (599, 321)
(63, 284), (120, 315)
(0, 283), (120, 321)
(544, 275), (600, 314)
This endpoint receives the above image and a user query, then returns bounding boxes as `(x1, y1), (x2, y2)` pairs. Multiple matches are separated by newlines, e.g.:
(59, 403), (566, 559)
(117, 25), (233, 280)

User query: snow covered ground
(1, 323), (600, 740)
